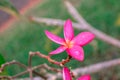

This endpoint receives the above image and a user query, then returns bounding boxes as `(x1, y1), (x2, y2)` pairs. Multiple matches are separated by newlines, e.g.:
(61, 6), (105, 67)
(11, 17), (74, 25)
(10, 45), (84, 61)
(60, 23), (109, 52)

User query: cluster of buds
(45, 19), (95, 80)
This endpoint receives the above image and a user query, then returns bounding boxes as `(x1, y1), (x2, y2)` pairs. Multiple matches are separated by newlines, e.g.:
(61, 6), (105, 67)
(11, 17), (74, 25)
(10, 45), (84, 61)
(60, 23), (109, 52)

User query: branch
(0, 60), (27, 72)
(0, 51), (65, 80)
(29, 51), (72, 66)
(0, 76), (12, 80)
(43, 64), (61, 72)
(53, 58), (120, 79)
(1, 52), (120, 79)
(31, 17), (120, 48)
(29, 17), (86, 30)
(0, 63), (58, 80)
(30, 0), (120, 48)
(28, 52), (34, 80)
(64, 0), (120, 48)
(73, 58), (120, 75)
(29, 51), (60, 65)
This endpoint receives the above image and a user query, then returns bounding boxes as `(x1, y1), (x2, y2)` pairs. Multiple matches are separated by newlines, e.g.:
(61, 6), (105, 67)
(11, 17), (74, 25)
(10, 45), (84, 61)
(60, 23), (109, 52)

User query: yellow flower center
(64, 40), (74, 48)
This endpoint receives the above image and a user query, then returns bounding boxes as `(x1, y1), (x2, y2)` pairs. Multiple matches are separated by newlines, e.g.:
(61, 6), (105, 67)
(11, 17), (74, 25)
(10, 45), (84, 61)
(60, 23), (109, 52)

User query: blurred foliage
(0, 54), (8, 75)
(0, 0), (19, 16)
(0, 0), (120, 79)
(0, 53), (5, 66)
(115, 14), (120, 26)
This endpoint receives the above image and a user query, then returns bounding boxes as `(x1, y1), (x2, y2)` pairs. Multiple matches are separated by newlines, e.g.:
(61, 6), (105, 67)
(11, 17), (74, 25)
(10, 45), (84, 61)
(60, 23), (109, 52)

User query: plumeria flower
(63, 67), (91, 80)
(45, 19), (94, 61)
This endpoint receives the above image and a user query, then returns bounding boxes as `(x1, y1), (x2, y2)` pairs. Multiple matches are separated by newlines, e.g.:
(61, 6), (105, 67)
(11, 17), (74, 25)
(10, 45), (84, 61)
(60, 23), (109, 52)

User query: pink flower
(63, 67), (91, 80)
(45, 19), (94, 61)
(77, 75), (91, 80)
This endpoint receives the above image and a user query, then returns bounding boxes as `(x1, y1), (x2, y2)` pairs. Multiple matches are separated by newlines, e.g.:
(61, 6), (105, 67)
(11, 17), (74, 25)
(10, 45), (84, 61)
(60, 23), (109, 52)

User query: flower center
(64, 40), (74, 48)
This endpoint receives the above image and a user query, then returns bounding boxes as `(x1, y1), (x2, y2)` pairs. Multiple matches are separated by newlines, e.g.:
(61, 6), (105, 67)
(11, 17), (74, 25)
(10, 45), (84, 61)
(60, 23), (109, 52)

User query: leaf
(0, 54), (8, 75)
(0, 54), (5, 66)
(0, 0), (19, 16)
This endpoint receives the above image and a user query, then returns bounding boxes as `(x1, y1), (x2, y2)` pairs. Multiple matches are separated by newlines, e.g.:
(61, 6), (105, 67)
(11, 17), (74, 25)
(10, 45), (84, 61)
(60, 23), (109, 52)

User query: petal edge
(49, 46), (66, 55)
(72, 32), (95, 46)
(67, 45), (84, 61)
(63, 67), (72, 80)
(64, 19), (74, 41)
(77, 75), (91, 80)
(45, 30), (64, 45)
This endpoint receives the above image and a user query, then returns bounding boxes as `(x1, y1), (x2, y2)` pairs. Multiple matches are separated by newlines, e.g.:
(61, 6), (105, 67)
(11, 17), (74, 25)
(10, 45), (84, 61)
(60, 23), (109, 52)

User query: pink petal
(49, 46), (66, 55)
(45, 30), (64, 45)
(77, 75), (91, 80)
(67, 45), (84, 61)
(63, 67), (72, 80)
(64, 19), (74, 41)
(72, 32), (95, 46)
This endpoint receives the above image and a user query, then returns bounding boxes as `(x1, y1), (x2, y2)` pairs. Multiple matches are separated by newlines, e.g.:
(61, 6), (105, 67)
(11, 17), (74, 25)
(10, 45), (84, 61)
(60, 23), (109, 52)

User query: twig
(60, 55), (72, 66)
(64, 0), (120, 48)
(1, 53), (120, 79)
(30, 51), (72, 66)
(12, 65), (47, 79)
(0, 63), (57, 80)
(29, 51), (60, 65)
(53, 58), (120, 79)
(28, 52), (48, 79)
(29, 70), (33, 80)
(64, 1), (87, 26)
(28, 52), (34, 80)
(12, 70), (29, 79)
(32, 71), (47, 80)
(30, 17), (86, 30)
(29, 52), (33, 67)
(30, 0), (120, 48)
(43, 64), (61, 72)
(0, 76), (12, 80)
(0, 57), (47, 80)
(14, 77), (44, 80)
(73, 58), (120, 76)
(30, 16), (120, 48)
(0, 60), (27, 72)
(0, 51), (63, 80)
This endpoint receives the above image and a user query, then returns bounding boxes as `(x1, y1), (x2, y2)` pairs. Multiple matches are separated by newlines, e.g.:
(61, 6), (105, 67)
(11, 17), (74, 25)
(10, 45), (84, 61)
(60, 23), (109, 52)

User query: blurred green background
(0, 0), (120, 79)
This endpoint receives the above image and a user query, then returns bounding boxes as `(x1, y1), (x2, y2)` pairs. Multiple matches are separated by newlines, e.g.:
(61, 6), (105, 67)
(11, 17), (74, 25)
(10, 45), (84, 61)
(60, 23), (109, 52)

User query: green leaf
(0, 54), (5, 66)
(0, 54), (8, 75)
(0, 0), (19, 16)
